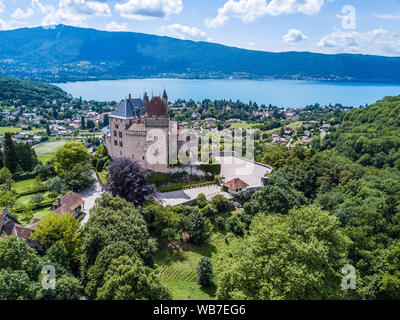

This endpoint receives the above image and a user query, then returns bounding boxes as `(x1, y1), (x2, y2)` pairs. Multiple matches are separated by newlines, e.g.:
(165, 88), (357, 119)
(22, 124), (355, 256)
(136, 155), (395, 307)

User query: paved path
(80, 172), (103, 226)
(159, 185), (231, 207)
(215, 156), (272, 189)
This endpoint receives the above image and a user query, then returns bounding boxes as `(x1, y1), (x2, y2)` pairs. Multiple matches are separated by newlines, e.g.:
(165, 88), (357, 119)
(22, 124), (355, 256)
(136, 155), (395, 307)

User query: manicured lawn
(34, 139), (72, 163)
(32, 207), (52, 220)
(231, 123), (260, 130)
(155, 230), (236, 300)
(12, 178), (38, 194)
(0, 126), (22, 135)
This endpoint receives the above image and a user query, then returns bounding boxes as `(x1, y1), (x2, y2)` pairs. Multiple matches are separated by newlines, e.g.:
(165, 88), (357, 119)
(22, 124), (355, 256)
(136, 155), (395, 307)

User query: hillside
(317, 95), (400, 169)
(1, 25), (400, 83)
(0, 76), (69, 108)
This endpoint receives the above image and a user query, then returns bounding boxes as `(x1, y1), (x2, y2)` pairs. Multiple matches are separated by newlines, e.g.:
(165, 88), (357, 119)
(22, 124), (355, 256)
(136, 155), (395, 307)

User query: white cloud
(37, 0), (111, 27)
(283, 28), (308, 43)
(205, 0), (326, 28)
(11, 8), (35, 20)
(115, 0), (182, 20)
(0, 18), (10, 30)
(0, 1), (4, 14)
(316, 28), (400, 56)
(31, 0), (53, 15)
(106, 21), (128, 31)
(159, 23), (208, 41)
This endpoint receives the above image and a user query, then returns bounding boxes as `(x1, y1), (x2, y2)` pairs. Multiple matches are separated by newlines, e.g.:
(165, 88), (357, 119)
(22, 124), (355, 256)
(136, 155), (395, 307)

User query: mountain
(1, 24), (400, 83)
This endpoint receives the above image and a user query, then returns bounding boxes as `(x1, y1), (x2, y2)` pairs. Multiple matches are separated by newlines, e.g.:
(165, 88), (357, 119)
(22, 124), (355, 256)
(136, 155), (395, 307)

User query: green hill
(0, 76), (69, 108)
(317, 95), (400, 169)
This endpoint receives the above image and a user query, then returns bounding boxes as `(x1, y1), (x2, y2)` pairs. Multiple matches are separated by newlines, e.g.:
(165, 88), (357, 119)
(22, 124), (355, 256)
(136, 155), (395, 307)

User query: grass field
(231, 123), (260, 130)
(155, 230), (236, 300)
(0, 126), (22, 134)
(12, 178), (38, 194)
(33, 139), (71, 163)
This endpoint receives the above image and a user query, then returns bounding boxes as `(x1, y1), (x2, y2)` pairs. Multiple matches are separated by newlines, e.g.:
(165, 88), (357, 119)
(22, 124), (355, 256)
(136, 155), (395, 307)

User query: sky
(1, 0), (400, 56)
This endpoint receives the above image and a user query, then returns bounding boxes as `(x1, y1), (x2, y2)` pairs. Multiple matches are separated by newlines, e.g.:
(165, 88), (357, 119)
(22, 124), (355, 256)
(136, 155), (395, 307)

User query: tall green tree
(217, 206), (351, 300)
(3, 132), (18, 173)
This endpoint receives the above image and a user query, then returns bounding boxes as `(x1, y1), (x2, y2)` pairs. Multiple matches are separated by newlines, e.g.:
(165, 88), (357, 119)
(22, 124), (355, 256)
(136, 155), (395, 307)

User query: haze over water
(56, 78), (400, 109)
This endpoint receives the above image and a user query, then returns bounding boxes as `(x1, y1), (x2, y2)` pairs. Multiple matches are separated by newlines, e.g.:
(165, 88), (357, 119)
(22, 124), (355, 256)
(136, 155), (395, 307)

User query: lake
(55, 78), (400, 109)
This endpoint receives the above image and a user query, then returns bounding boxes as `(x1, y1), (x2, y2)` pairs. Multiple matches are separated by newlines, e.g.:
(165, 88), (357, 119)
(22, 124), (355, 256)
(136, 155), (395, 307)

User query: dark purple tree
(105, 158), (158, 208)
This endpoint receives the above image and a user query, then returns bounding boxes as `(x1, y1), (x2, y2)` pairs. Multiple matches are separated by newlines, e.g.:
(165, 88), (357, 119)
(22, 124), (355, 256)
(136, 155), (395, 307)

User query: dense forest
(315, 95), (400, 169)
(0, 76), (69, 108)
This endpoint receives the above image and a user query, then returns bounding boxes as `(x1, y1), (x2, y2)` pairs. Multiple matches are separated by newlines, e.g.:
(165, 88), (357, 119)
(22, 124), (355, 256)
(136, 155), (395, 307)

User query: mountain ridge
(1, 24), (400, 83)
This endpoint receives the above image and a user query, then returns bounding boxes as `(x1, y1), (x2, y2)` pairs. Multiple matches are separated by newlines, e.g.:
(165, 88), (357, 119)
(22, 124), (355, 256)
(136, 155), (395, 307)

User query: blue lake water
(55, 78), (400, 109)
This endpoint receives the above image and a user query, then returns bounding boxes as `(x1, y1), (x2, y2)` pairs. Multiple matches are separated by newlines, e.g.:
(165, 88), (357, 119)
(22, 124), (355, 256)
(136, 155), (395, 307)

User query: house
(0, 209), (40, 240)
(51, 192), (85, 218)
(223, 178), (249, 195)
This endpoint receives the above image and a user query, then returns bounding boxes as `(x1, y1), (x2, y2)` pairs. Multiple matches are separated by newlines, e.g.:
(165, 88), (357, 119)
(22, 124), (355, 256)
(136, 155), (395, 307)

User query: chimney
(128, 94), (131, 100)
(3, 207), (9, 215)
(57, 197), (61, 207)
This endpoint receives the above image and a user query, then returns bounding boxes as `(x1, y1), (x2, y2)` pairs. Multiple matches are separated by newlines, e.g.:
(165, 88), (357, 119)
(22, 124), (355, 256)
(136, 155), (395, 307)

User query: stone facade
(103, 90), (175, 173)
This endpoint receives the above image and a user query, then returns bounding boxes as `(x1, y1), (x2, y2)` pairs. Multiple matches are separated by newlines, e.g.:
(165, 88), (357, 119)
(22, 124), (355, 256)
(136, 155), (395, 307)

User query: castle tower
(162, 89), (168, 113)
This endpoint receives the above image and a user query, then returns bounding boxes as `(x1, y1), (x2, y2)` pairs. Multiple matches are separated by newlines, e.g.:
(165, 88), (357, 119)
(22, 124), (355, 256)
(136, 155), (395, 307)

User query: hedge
(157, 181), (216, 193)
(198, 163), (221, 176)
(12, 172), (37, 182)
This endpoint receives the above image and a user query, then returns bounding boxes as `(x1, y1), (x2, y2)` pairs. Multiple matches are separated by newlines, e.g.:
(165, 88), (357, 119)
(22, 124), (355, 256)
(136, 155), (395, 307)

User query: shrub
(197, 257), (213, 287)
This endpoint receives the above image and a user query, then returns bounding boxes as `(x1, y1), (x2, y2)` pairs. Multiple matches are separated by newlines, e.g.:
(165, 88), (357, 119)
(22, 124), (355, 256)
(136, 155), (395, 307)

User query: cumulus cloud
(106, 21), (128, 31)
(159, 23), (208, 41)
(316, 28), (400, 56)
(11, 8), (35, 20)
(283, 29), (308, 43)
(205, 0), (326, 28)
(115, 0), (182, 20)
(54, 0), (111, 25)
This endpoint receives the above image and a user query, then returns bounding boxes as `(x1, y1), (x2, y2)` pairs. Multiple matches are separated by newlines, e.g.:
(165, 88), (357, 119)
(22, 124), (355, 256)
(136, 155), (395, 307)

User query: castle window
(114, 140), (118, 146)
(143, 156), (145, 160)
(119, 141), (123, 147)
(115, 124), (119, 129)
(119, 131), (122, 138)
(113, 130), (117, 137)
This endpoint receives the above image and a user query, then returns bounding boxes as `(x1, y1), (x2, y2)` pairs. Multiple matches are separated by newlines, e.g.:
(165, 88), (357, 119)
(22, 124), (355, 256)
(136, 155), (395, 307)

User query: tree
(217, 206), (351, 300)
(0, 269), (38, 300)
(211, 194), (232, 213)
(142, 203), (181, 243)
(0, 236), (42, 280)
(3, 132), (18, 173)
(197, 257), (213, 287)
(81, 116), (85, 129)
(45, 241), (70, 271)
(243, 170), (307, 217)
(81, 194), (156, 283)
(54, 276), (82, 300)
(105, 158), (158, 207)
(183, 208), (211, 245)
(196, 193), (208, 209)
(64, 163), (95, 192)
(48, 176), (66, 194)
(96, 255), (171, 300)
(30, 213), (82, 273)
(54, 142), (92, 177)
(85, 241), (137, 298)
(0, 167), (14, 190)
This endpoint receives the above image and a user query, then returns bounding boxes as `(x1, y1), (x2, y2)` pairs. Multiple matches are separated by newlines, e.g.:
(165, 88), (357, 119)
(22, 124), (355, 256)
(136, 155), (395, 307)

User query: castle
(103, 90), (176, 173)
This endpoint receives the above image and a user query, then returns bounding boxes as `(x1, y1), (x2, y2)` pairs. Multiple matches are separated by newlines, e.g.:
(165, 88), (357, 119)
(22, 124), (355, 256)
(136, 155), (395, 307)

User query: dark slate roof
(111, 98), (144, 119)
(101, 125), (110, 136)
